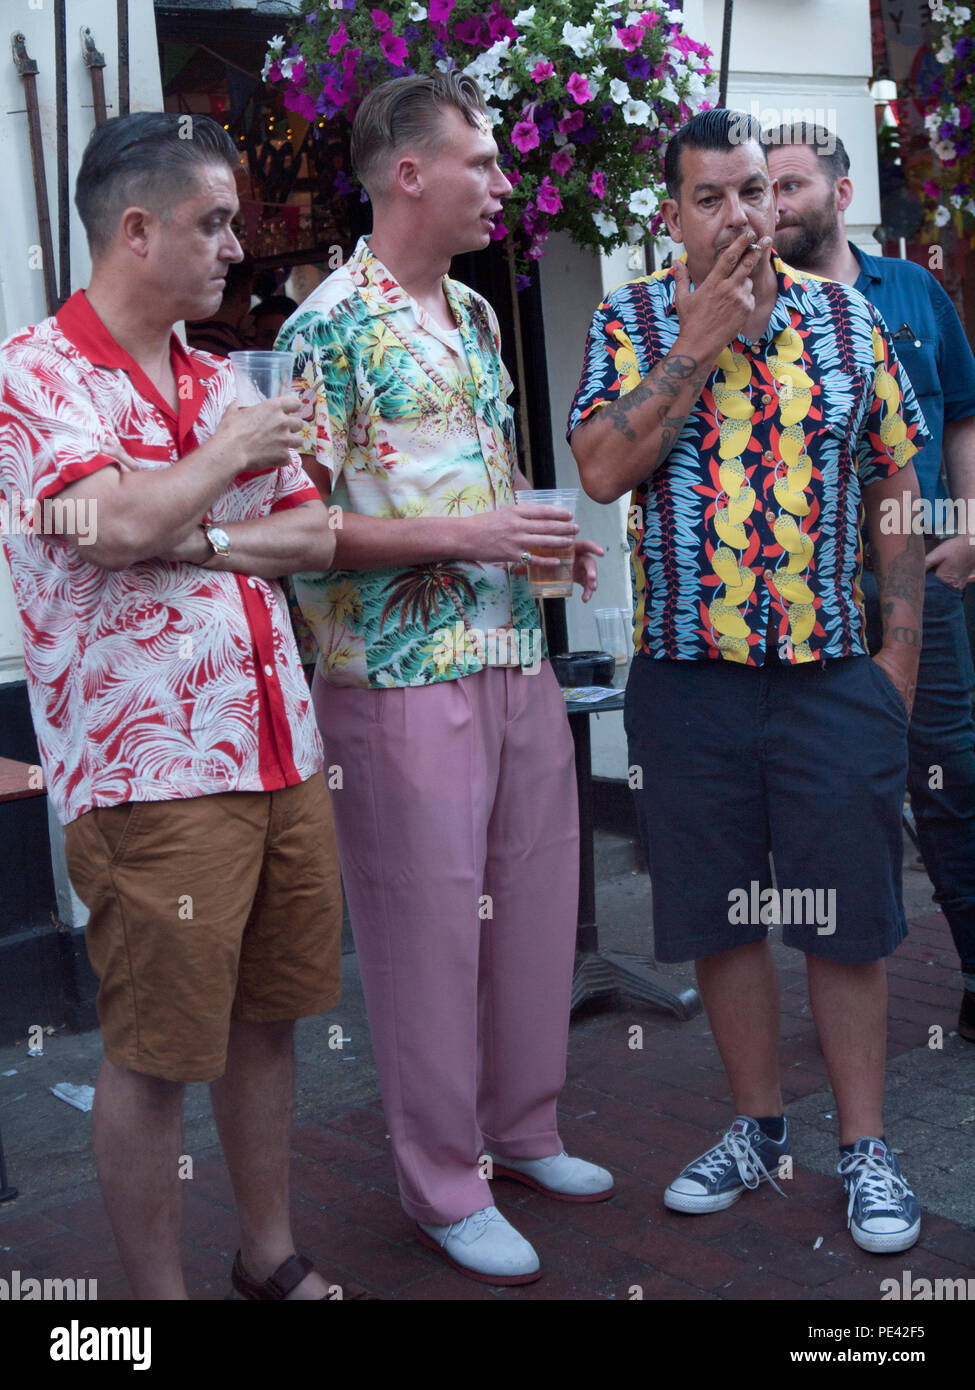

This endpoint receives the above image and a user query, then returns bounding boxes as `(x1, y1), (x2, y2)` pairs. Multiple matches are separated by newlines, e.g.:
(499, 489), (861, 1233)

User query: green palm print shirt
(278, 237), (543, 689)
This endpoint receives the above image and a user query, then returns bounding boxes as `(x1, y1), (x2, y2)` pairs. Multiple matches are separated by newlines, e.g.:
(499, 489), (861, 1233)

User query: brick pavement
(1, 908), (971, 1302)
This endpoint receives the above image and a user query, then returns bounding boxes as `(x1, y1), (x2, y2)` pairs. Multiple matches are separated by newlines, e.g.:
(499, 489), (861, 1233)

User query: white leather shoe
(487, 1150), (615, 1202)
(415, 1205), (541, 1285)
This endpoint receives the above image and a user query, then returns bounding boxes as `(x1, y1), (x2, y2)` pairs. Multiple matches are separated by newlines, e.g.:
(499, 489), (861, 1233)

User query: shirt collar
(346, 236), (492, 398)
(661, 251), (825, 347)
(55, 289), (219, 449)
(849, 241), (882, 288)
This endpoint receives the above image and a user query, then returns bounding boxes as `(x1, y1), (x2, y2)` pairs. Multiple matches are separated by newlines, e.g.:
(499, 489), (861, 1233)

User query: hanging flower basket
(922, 3), (975, 233)
(262, 0), (716, 283)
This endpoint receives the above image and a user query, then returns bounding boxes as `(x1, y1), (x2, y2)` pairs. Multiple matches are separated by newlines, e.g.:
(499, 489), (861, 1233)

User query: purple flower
(429, 0), (454, 22)
(371, 8), (392, 31)
(285, 89), (318, 121)
(599, 102), (613, 123)
(489, 218), (509, 241)
(573, 122), (598, 147)
(511, 120), (540, 153)
(329, 20), (349, 55)
(624, 54), (653, 81)
(940, 121), (955, 141)
(567, 72), (594, 105)
(550, 148), (574, 176)
(454, 16), (488, 46)
(335, 170), (357, 196)
(515, 273), (531, 292)
(487, 2), (518, 44)
(589, 170), (606, 199)
(305, 12), (319, 25)
(617, 25), (645, 51)
(956, 36), (973, 62)
(558, 110), (584, 135)
(531, 60), (554, 83)
(404, 24), (419, 42)
(535, 177), (562, 214)
(430, 37), (446, 59)
(380, 32), (408, 66)
(318, 61), (340, 82)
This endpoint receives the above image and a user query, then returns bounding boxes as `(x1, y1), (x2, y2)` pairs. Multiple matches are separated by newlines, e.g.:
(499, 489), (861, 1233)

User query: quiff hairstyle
(351, 73), (488, 199)
(75, 111), (239, 255)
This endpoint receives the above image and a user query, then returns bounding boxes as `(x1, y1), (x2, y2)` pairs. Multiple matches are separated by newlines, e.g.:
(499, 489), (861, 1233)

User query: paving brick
(0, 1210), (66, 1247)
(728, 1220), (859, 1288)
(611, 1220), (750, 1288)
(302, 1225), (432, 1293)
(914, 1220), (975, 1266)
(402, 1269), (501, 1299)
(289, 1151), (369, 1206)
(292, 1124), (387, 1166)
(717, 1274), (824, 1300)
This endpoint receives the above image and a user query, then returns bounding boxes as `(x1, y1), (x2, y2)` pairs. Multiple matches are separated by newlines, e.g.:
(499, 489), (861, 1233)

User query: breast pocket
(887, 339), (939, 427)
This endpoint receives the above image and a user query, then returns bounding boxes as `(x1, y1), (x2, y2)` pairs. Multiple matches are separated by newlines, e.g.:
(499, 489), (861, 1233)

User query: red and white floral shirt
(0, 290), (324, 824)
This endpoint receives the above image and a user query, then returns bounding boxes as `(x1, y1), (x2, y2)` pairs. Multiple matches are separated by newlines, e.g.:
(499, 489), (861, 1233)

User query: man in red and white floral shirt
(0, 113), (343, 1301)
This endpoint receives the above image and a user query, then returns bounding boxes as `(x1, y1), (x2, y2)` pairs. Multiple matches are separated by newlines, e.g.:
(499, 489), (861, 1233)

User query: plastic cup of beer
(515, 488), (578, 598)
(595, 608), (629, 666)
(228, 350), (297, 404)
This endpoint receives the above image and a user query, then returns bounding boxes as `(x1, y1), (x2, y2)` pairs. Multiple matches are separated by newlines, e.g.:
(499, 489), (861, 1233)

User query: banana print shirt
(568, 255), (930, 665)
(278, 238), (541, 689)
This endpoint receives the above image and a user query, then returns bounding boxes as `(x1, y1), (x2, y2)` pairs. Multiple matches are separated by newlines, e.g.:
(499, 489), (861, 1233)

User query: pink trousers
(312, 662), (579, 1224)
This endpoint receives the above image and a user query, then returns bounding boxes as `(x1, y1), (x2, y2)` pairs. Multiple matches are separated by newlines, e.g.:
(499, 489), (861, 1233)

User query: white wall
(548, 0), (880, 777)
(0, 0), (164, 684)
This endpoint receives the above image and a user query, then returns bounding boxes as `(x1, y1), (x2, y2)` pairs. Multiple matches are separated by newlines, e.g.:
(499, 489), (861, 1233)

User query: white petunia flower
(591, 63), (606, 83)
(659, 76), (680, 105)
(933, 205), (951, 226)
(924, 111), (942, 132)
(950, 193), (964, 208)
(515, 6), (536, 24)
(953, 6), (971, 22)
(932, 137), (957, 160)
(268, 34), (285, 52)
(623, 98), (651, 124)
(553, 131), (568, 147)
(278, 55), (297, 79)
(628, 187), (658, 218)
(484, 104), (504, 127)
(408, 3), (427, 19)
(593, 211), (619, 237)
(685, 71), (707, 103)
(562, 20), (597, 57)
(936, 37), (955, 62)
(495, 75), (516, 100)
(610, 78), (631, 104)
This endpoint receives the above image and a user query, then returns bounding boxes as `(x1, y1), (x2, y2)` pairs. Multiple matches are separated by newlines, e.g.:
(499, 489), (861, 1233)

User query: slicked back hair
(351, 73), (488, 199)
(664, 108), (767, 199)
(75, 112), (239, 255)
(762, 122), (850, 184)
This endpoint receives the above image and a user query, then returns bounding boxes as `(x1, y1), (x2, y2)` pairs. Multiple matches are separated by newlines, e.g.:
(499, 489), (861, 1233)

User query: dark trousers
(863, 569), (975, 986)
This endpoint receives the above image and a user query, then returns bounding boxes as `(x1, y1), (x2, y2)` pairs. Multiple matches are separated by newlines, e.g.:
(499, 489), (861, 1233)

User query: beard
(775, 195), (841, 270)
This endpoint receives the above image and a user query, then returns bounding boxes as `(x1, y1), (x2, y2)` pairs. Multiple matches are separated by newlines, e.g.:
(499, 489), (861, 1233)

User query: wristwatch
(201, 523), (231, 559)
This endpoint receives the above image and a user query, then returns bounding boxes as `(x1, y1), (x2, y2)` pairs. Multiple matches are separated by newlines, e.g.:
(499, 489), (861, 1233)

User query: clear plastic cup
(228, 350), (297, 403)
(594, 608), (629, 666)
(515, 488), (578, 598)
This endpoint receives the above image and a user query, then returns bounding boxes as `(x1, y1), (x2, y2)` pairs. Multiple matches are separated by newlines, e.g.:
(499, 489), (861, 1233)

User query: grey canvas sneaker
(664, 1116), (790, 1214)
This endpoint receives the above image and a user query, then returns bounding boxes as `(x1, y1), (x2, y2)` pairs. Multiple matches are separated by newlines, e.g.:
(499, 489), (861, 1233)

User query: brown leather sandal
(230, 1250), (373, 1300)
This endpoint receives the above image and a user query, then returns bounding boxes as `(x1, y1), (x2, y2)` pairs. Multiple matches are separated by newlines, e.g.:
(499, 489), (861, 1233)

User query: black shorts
(624, 652), (909, 963)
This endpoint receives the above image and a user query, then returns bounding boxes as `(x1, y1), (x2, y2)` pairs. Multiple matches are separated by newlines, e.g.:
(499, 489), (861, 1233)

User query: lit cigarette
(748, 242), (761, 250)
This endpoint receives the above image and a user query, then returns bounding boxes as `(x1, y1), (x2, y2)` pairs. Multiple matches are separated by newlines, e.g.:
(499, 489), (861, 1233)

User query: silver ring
(519, 551), (531, 565)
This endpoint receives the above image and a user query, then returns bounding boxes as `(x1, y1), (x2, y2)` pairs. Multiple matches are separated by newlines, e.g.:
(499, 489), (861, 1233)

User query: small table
(563, 688), (700, 1021)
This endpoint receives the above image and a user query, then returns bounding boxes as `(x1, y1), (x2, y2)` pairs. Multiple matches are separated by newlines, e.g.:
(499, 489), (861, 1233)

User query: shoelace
(837, 1151), (910, 1226)
(688, 1130), (788, 1198)
(438, 1206), (498, 1248)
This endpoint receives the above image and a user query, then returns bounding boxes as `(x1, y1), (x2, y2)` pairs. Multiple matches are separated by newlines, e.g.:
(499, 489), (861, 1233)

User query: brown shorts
(64, 774), (342, 1083)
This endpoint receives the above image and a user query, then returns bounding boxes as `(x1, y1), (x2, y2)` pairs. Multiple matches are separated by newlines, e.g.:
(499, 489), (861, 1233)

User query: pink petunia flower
(511, 120), (540, 153)
(284, 89), (318, 121)
(371, 8), (393, 31)
(489, 219), (509, 241)
(536, 177), (562, 214)
(429, 0), (454, 22)
(924, 180), (941, 198)
(566, 72), (593, 105)
(531, 60), (555, 83)
(506, 167), (522, 185)
(617, 26), (645, 51)
(550, 148), (574, 176)
(559, 110), (585, 135)
(380, 32), (408, 66)
(329, 20), (349, 55)
(637, 12), (659, 26)
(291, 58), (306, 86)
(589, 170), (606, 199)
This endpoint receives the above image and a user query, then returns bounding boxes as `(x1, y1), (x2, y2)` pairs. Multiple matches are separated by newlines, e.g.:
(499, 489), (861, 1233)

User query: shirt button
(764, 569), (775, 581)
(263, 663), (274, 677)
(763, 449), (774, 461)
(765, 509), (776, 525)
(761, 393), (772, 405)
